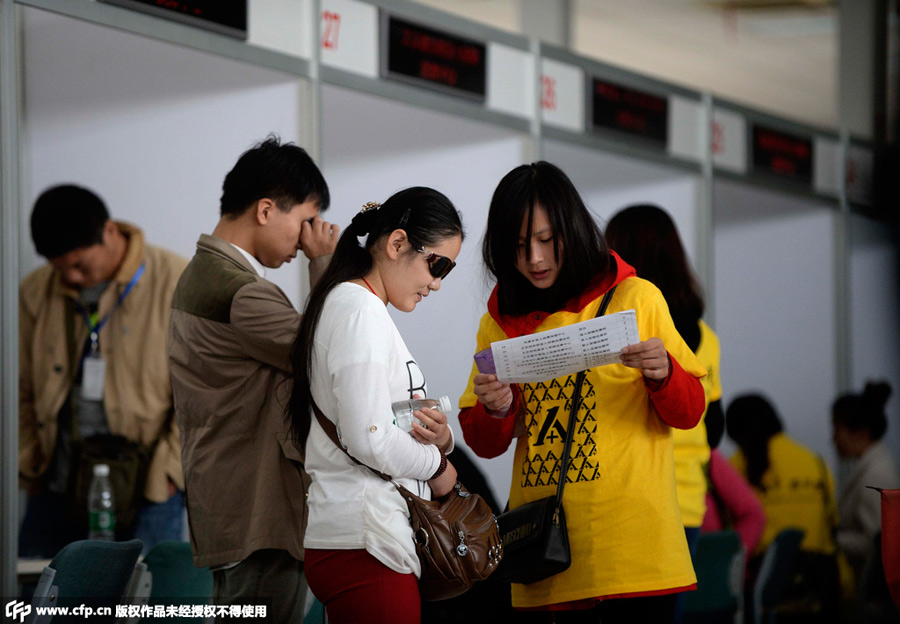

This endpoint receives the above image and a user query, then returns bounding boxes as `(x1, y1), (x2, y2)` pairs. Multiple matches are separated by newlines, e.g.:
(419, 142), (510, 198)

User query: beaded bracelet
(430, 449), (448, 480)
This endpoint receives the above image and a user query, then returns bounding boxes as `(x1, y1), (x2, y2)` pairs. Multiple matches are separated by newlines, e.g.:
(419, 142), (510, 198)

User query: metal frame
(835, 130), (851, 395)
(1, 0), (22, 600)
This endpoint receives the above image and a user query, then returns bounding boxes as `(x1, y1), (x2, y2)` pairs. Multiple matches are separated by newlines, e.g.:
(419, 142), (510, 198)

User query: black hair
(220, 135), (330, 217)
(605, 204), (705, 350)
(30, 185), (109, 259)
(483, 161), (611, 316)
(832, 380), (892, 441)
(725, 393), (784, 490)
(288, 187), (464, 449)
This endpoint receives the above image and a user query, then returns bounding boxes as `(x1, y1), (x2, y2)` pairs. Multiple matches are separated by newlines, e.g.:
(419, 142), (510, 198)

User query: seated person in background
(726, 393), (840, 622)
(19, 184), (188, 557)
(832, 381), (900, 582)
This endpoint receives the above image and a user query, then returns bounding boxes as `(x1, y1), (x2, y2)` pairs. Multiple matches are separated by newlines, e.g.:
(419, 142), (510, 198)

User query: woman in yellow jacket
(459, 162), (707, 623)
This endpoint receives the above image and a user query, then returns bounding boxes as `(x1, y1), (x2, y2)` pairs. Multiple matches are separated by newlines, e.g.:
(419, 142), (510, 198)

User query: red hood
(487, 251), (636, 339)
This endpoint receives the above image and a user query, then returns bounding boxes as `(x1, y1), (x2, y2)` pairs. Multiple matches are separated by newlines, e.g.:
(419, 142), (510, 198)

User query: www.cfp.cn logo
(5, 601), (31, 623)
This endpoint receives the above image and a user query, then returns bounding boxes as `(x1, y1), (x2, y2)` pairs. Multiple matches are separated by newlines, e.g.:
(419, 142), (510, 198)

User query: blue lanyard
(78, 263), (145, 354)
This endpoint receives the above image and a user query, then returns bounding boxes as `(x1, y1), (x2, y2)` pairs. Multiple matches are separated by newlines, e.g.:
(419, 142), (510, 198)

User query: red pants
(305, 548), (421, 624)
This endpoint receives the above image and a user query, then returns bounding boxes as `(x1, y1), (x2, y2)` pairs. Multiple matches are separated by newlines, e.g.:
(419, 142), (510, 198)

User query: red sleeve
(644, 352), (705, 429)
(458, 387), (521, 459)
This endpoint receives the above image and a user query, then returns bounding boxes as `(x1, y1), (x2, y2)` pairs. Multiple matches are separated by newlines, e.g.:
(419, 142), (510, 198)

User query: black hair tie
(351, 201), (380, 234)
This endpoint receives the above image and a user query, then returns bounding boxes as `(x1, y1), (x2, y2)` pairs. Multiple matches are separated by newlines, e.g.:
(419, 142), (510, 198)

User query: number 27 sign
(322, 11), (341, 50)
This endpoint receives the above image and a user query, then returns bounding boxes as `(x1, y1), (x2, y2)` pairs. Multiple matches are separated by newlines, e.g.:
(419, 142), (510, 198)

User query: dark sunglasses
(417, 247), (456, 280)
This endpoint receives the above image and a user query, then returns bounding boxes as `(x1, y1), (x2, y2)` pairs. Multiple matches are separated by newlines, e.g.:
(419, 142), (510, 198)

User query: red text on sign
(322, 11), (341, 50)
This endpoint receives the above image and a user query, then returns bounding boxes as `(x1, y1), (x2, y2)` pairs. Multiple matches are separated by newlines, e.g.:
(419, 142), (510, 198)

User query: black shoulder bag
(493, 285), (617, 585)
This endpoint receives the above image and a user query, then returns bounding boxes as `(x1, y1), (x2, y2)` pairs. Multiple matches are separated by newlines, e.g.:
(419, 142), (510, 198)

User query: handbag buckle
(454, 482), (471, 498)
(456, 529), (468, 556)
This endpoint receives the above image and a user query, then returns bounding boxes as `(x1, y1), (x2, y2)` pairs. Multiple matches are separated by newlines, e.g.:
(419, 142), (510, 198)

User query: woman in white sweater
(288, 187), (464, 624)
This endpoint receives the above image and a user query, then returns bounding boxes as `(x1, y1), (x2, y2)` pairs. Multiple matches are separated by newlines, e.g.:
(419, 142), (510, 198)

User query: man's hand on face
(299, 216), (339, 259)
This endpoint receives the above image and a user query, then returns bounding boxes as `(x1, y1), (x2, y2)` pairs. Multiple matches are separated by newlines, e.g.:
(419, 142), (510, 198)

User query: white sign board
(320, 0), (378, 78)
(668, 96), (703, 163)
(814, 137), (841, 198)
(712, 108), (747, 174)
(540, 58), (584, 133)
(487, 43), (535, 121)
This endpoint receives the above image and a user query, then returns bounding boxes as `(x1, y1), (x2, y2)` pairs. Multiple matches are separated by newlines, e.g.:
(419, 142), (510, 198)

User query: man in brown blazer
(168, 137), (338, 623)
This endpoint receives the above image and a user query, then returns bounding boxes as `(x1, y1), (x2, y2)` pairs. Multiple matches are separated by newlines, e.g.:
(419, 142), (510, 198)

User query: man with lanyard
(19, 184), (188, 557)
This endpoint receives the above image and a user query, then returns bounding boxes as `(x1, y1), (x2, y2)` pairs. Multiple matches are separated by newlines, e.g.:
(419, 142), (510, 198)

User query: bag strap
(312, 402), (394, 483)
(553, 285), (617, 509)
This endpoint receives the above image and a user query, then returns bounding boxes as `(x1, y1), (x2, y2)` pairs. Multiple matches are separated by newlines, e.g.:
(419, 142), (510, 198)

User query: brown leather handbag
(313, 405), (503, 601)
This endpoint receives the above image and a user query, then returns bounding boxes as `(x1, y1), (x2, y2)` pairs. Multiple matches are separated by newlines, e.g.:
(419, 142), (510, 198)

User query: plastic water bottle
(88, 463), (116, 541)
(392, 396), (452, 432)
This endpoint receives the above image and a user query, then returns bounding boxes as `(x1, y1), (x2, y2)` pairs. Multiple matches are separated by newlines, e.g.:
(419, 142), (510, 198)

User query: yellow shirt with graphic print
(731, 432), (838, 556)
(460, 276), (706, 608)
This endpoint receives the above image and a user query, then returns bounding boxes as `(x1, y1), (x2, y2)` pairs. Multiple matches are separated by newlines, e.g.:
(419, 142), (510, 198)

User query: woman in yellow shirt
(459, 162), (707, 623)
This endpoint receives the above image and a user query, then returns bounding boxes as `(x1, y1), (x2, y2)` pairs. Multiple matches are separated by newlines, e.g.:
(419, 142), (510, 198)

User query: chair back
(41, 539), (143, 623)
(684, 530), (745, 618)
(753, 528), (804, 624)
(140, 541), (212, 623)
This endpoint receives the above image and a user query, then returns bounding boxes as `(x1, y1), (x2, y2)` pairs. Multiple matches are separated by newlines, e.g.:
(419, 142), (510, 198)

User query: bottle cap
(93, 463), (110, 477)
(437, 396), (452, 414)
(474, 347), (496, 374)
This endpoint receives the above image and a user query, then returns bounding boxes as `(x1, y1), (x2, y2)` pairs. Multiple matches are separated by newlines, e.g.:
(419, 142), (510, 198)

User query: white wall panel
(22, 8), (312, 308)
(849, 214), (900, 461)
(713, 180), (837, 466)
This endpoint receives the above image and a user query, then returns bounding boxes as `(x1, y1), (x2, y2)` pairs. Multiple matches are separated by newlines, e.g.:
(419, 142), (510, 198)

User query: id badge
(81, 353), (106, 401)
